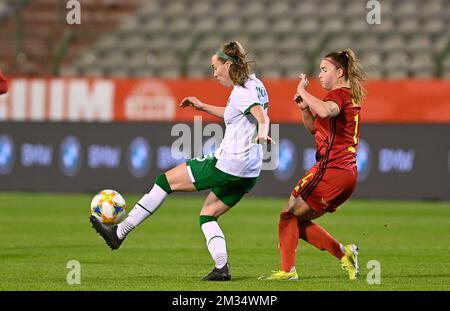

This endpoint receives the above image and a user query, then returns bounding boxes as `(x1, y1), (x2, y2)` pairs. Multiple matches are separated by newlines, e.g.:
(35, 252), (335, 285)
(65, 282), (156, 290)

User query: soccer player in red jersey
(0, 70), (8, 95)
(260, 49), (367, 281)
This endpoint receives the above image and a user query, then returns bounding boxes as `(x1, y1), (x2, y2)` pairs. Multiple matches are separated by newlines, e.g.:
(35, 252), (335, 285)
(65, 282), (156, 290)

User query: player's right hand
(296, 73), (309, 93)
(180, 97), (205, 110)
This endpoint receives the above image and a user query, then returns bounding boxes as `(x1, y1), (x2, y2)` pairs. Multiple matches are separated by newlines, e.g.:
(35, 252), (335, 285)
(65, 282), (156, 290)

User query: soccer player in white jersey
(90, 41), (272, 281)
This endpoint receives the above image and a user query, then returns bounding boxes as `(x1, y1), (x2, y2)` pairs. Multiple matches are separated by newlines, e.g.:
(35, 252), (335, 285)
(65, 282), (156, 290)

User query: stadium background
(1, 0), (449, 199)
(0, 0), (450, 293)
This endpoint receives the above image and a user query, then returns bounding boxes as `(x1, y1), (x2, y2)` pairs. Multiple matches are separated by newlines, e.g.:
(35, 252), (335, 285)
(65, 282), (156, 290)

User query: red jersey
(313, 87), (361, 171)
(0, 70), (8, 95)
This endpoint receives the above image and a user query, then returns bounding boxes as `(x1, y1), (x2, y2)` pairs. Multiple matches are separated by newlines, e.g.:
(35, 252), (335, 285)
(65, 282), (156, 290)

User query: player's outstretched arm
(179, 97), (225, 119)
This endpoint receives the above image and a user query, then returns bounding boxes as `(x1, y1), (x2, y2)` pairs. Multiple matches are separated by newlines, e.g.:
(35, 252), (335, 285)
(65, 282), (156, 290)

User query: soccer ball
(90, 189), (127, 225)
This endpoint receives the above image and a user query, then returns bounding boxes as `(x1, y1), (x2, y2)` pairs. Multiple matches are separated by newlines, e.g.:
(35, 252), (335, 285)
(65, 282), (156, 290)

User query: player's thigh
(302, 168), (357, 213)
(165, 162), (196, 192)
(186, 154), (228, 191)
(200, 191), (231, 217)
(282, 195), (324, 222)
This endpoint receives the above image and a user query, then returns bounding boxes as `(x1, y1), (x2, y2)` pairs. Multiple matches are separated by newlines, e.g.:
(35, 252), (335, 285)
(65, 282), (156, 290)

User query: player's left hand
(256, 135), (276, 145)
(179, 97), (204, 110)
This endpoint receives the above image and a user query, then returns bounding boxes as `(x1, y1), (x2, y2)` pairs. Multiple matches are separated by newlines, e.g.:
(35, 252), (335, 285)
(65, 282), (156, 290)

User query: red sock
(279, 212), (299, 272)
(299, 221), (344, 259)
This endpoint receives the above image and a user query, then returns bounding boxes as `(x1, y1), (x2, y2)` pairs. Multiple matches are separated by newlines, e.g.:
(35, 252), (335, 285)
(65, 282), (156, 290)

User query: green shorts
(186, 154), (258, 207)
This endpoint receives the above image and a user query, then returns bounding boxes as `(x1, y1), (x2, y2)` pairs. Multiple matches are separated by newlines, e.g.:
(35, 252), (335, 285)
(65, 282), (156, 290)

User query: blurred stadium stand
(0, 0), (449, 79)
(0, 0), (142, 76)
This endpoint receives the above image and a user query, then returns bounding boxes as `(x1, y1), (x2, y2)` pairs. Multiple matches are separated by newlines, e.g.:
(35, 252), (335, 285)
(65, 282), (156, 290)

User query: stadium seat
(317, 2), (343, 18)
(192, 17), (217, 33)
(256, 65), (283, 78)
(214, 2), (238, 18)
(133, 67), (157, 77)
(82, 66), (105, 77)
(117, 15), (140, 32)
(271, 18), (294, 35)
(384, 52), (411, 75)
(371, 15), (395, 34)
(346, 18), (371, 34)
(397, 19), (421, 35)
(422, 17), (447, 34)
(381, 34), (406, 52)
(360, 50), (383, 70)
(384, 69), (409, 79)
(292, 0), (317, 18)
(409, 34), (433, 52)
(240, 1), (264, 18)
(296, 17), (320, 35)
(220, 18), (242, 33)
(396, 1), (418, 17)
(253, 35), (277, 52)
(158, 66), (181, 78)
(420, 0), (446, 15)
(108, 67), (131, 77)
(187, 66), (211, 78)
(345, 0), (367, 16)
(366, 67), (383, 79)
(267, 1), (290, 18)
(142, 16), (165, 33)
(410, 52), (436, 76)
(325, 35), (354, 52)
(442, 54), (450, 70)
(163, 1), (186, 18)
(59, 66), (78, 77)
(322, 19), (346, 34)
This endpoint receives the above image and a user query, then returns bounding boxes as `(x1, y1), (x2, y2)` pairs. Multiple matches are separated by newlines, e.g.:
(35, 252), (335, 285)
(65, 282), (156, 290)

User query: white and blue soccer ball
(90, 189), (127, 225)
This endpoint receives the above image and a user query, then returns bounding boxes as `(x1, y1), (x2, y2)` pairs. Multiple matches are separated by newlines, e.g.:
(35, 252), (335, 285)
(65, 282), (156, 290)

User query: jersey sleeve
(233, 86), (262, 115)
(0, 70), (8, 95)
(323, 89), (346, 110)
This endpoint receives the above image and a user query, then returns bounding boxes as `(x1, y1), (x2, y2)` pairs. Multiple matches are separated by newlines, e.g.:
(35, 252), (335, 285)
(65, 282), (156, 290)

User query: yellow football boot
(258, 267), (298, 281)
(340, 244), (360, 280)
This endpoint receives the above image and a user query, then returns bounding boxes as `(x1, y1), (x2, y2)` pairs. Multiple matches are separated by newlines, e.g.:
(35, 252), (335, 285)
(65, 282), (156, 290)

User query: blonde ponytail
(343, 49), (367, 105)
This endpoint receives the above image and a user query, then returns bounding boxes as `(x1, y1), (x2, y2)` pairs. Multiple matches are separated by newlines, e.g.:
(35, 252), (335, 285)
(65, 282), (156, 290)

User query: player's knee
(200, 205), (220, 217)
(201, 199), (229, 217)
(282, 199), (297, 214)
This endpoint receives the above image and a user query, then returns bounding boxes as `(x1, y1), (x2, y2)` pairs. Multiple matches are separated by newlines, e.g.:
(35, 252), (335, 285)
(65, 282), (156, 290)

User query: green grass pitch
(0, 192), (449, 291)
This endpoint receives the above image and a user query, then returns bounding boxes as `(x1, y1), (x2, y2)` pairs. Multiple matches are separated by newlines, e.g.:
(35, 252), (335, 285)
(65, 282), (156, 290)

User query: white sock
(339, 243), (346, 254)
(117, 184), (168, 239)
(201, 221), (228, 269)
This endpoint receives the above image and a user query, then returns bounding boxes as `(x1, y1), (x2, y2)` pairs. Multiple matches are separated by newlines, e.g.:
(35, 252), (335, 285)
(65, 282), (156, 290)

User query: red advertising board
(1, 78), (449, 123)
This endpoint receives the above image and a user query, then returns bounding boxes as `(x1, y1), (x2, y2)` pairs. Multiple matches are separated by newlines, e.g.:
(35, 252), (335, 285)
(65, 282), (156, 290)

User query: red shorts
(291, 164), (357, 213)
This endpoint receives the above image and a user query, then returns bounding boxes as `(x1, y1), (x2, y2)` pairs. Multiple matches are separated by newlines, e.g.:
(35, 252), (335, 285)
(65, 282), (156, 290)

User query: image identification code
(172, 295), (278, 308)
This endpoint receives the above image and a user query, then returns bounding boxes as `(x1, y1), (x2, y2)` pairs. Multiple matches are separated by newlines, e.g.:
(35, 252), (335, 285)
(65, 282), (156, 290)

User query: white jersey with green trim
(215, 74), (269, 178)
